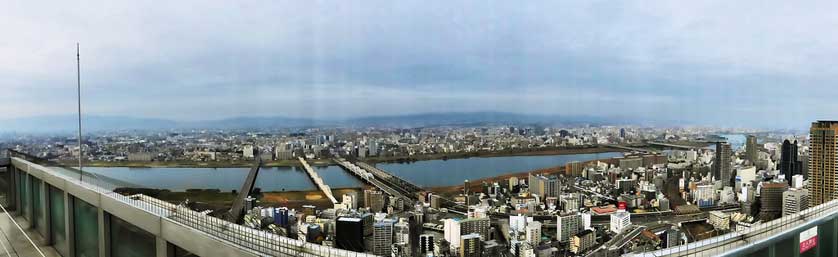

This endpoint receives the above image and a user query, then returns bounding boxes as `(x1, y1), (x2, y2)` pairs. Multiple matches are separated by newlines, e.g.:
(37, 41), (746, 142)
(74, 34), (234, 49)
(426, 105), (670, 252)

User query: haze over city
(4, 2), (838, 257)
(3, 1), (838, 129)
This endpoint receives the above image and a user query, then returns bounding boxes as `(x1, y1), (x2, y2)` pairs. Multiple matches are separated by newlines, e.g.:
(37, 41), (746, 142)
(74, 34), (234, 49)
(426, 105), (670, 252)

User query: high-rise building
(783, 188), (810, 216)
(372, 219), (395, 256)
(419, 234), (435, 255)
(394, 219), (411, 256)
(364, 189), (386, 213)
(809, 121), (838, 205)
(760, 181), (789, 221)
(459, 233), (482, 257)
(445, 217), (491, 251)
(444, 218), (462, 250)
(461, 218), (491, 242)
(527, 174), (548, 196)
(714, 142), (733, 187)
(335, 217), (364, 252)
(525, 221), (542, 245)
(557, 214), (582, 242)
(745, 135), (758, 165)
(780, 140), (803, 184)
(545, 176), (560, 198)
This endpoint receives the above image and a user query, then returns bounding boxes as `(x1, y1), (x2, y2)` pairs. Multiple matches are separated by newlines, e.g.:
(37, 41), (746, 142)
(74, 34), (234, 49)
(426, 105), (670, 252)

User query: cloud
(2, 1), (838, 128)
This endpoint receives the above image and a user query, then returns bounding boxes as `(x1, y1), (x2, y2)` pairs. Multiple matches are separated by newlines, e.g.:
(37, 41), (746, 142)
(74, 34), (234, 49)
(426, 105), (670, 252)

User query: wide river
(81, 152), (623, 191)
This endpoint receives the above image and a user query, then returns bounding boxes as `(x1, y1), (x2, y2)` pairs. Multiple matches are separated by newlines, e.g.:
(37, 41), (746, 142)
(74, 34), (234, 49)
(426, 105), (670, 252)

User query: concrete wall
(11, 157), (261, 257)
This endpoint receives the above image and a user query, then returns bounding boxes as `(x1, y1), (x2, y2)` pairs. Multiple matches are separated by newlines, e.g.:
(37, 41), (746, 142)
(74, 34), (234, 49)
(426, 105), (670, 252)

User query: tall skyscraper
(809, 121), (838, 205)
(745, 135), (758, 164)
(714, 142), (733, 187)
(780, 140), (803, 184)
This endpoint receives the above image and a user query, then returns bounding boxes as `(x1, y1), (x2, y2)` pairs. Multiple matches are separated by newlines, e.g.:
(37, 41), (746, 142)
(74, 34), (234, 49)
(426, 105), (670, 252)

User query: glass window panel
(32, 177), (45, 236)
(110, 215), (156, 257)
(74, 197), (99, 257)
(21, 173), (30, 221)
(49, 186), (68, 256)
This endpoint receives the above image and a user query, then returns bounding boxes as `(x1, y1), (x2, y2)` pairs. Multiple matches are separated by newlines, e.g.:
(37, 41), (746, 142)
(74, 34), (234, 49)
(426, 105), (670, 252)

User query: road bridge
(648, 141), (709, 150)
(603, 144), (658, 154)
(298, 157), (338, 204)
(333, 158), (413, 202)
(356, 162), (424, 196)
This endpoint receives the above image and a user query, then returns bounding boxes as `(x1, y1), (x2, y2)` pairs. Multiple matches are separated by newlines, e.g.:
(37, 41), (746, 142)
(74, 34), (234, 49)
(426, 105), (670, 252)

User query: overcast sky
(2, 1), (837, 128)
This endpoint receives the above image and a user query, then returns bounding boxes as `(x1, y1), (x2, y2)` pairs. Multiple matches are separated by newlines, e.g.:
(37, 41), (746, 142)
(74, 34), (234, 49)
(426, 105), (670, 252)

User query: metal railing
(8, 150), (378, 257)
(630, 196), (838, 257)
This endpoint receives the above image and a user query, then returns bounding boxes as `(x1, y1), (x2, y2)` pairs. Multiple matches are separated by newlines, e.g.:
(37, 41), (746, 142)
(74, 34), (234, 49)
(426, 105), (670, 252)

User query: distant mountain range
(0, 112), (625, 133)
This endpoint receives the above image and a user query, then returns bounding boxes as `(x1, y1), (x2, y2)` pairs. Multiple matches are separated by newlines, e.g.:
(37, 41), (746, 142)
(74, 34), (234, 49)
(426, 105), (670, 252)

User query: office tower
(372, 219), (395, 256)
(525, 221), (542, 245)
(780, 140), (804, 185)
(620, 128), (626, 138)
(335, 217), (364, 252)
(783, 188), (810, 216)
(714, 142), (733, 187)
(459, 234), (482, 257)
(759, 182), (789, 221)
(557, 214), (583, 242)
(745, 135), (758, 164)
(810, 121), (838, 205)
(419, 234), (435, 255)
(364, 189), (386, 213)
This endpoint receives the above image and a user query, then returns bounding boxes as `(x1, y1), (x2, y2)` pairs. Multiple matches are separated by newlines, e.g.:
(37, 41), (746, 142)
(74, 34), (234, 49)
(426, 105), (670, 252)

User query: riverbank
(62, 145), (623, 168)
(425, 156), (613, 196)
(115, 187), (366, 211)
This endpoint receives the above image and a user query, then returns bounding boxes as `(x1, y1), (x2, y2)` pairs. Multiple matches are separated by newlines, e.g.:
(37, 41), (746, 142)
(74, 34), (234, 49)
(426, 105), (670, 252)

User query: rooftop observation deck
(0, 151), (378, 257)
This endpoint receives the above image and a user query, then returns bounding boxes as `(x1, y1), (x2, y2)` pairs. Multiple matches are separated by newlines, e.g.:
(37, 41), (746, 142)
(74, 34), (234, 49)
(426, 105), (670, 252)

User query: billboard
(800, 226), (818, 253)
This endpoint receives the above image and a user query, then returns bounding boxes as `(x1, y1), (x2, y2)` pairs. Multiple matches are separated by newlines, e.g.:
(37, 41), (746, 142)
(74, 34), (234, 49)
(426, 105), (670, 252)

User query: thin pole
(77, 43), (83, 181)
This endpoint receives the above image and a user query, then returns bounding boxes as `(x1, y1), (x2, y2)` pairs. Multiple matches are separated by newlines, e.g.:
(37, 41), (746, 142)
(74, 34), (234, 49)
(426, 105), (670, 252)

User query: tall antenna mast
(76, 43), (83, 181)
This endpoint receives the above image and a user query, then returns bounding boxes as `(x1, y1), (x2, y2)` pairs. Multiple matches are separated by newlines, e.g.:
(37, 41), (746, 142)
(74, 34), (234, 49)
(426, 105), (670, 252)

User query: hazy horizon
(4, 1), (838, 129)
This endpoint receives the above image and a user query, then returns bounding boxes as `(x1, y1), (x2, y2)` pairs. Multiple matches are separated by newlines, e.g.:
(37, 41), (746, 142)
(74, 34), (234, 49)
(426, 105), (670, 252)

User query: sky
(2, 1), (838, 129)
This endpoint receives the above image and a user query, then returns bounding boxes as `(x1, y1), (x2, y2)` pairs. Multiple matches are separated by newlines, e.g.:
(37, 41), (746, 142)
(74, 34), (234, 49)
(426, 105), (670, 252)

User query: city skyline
(3, 1), (838, 129)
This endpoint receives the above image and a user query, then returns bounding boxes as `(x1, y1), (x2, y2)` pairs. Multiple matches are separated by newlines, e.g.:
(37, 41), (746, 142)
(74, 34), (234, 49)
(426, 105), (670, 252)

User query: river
(79, 152), (624, 191)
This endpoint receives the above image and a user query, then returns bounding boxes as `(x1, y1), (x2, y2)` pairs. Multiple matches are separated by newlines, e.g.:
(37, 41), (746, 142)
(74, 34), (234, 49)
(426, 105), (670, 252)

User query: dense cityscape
(3, 1), (837, 257)
(0, 121), (822, 256)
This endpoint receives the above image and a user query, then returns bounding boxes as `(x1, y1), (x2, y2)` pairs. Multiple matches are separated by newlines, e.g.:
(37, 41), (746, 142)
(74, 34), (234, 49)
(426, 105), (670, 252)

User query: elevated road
(299, 157), (337, 204)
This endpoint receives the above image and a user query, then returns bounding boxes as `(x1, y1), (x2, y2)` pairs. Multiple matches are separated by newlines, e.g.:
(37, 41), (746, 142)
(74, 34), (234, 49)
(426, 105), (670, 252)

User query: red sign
(617, 201), (627, 210)
(800, 227), (818, 253)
